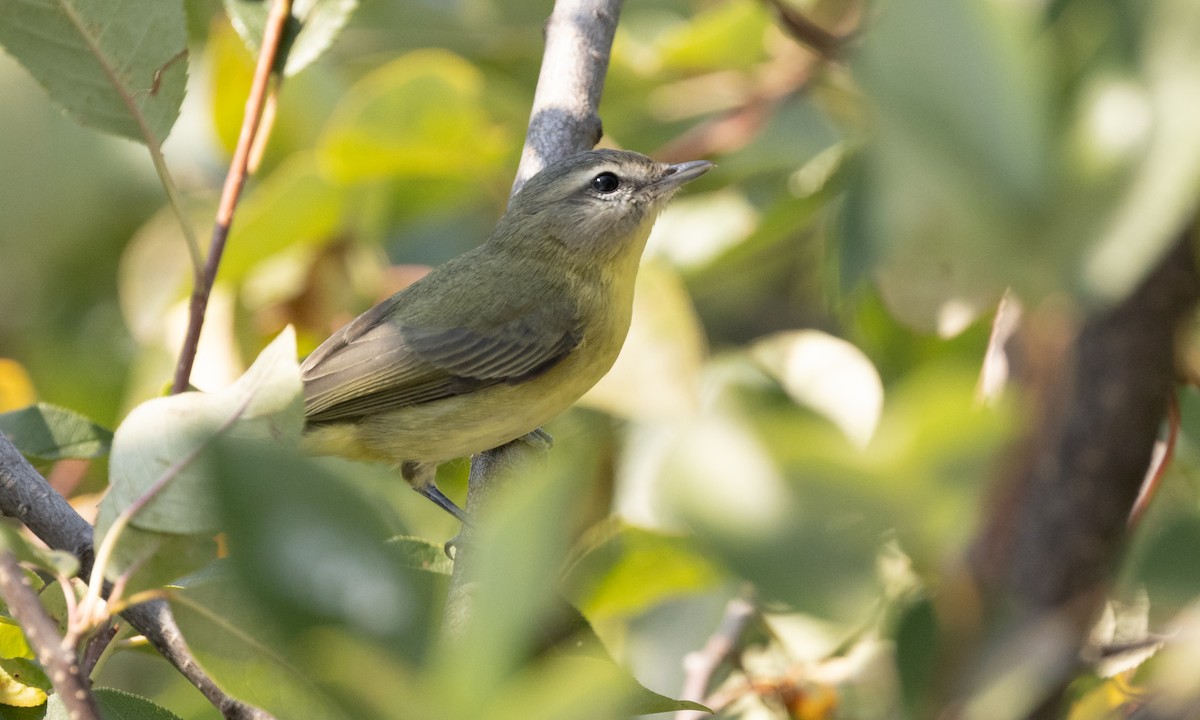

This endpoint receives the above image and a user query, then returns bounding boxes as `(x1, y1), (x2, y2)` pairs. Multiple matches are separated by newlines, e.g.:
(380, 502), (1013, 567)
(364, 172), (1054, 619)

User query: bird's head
(494, 149), (713, 263)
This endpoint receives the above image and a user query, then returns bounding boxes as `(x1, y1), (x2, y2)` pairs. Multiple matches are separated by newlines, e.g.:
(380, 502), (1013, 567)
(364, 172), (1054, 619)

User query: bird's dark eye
(591, 171), (620, 193)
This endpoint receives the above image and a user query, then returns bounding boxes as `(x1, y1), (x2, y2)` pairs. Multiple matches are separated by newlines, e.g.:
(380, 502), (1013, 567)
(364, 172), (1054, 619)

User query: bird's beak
(656, 160), (714, 191)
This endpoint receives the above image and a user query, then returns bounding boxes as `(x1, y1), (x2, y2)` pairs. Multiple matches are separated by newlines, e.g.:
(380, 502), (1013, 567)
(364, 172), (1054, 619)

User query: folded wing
(301, 296), (581, 424)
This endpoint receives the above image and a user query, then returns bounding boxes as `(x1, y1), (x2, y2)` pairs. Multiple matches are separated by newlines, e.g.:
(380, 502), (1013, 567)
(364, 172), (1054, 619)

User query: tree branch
(944, 228), (1200, 716)
(674, 592), (757, 720)
(171, 0), (292, 394)
(510, 0), (623, 196)
(0, 550), (100, 719)
(0, 436), (272, 720)
(446, 0), (623, 624)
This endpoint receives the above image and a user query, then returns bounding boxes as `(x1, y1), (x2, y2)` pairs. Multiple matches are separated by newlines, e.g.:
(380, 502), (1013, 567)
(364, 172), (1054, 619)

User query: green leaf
(0, 619), (33, 661)
(170, 564), (349, 720)
(224, 0), (358, 77)
(486, 654), (709, 720)
(0, 526), (75, 596)
(0, 657), (50, 709)
(100, 526), (218, 596)
(1127, 515), (1200, 612)
(318, 49), (511, 183)
(94, 688), (185, 720)
(1073, 0), (1200, 303)
(388, 536), (454, 576)
(564, 522), (725, 620)
(118, 200), (212, 344)
(894, 597), (939, 715)
(96, 327), (303, 539)
(852, 0), (1050, 332)
(207, 441), (441, 655)
(43, 687), (186, 719)
(655, 0), (771, 72)
(222, 152), (346, 282)
(0, 403), (113, 460)
(0, 0), (187, 143)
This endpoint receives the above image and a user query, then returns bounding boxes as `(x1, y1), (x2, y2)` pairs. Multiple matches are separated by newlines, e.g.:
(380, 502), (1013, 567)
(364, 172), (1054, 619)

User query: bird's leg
(520, 427), (554, 450)
(401, 461), (470, 525)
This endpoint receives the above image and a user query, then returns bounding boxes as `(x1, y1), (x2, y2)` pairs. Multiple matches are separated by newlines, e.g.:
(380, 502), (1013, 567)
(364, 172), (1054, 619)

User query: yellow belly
(300, 334), (615, 465)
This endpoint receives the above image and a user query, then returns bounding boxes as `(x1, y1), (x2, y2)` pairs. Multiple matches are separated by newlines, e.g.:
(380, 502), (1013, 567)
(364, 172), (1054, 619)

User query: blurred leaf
(223, 152), (346, 281)
(894, 597), (938, 715)
(1065, 676), (1141, 720)
(118, 200), (211, 344)
(319, 49), (511, 183)
(660, 406), (877, 613)
(1074, 0), (1200, 303)
(564, 522), (725, 620)
(0, 403), (112, 460)
(486, 654), (708, 720)
(209, 16), (258, 154)
(96, 327), (302, 539)
(753, 330), (883, 448)
(210, 439), (441, 655)
(171, 564), (350, 720)
(0, 657), (48, 708)
(102, 526), (218, 597)
(855, 0), (1049, 209)
(0, 526), (61, 580)
(656, 0), (771, 72)
(648, 191), (759, 271)
(224, 0), (358, 77)
(431, 433), (610, 716)
(1126, 514), (1200, 612)
(581, 262), (707, 421)
(0, 619), (32, 661)
(388, 536), (453, 576)
(0, 360), (35, 413)
(853, 0), (1049, 332)
(0, 0), (187, 142)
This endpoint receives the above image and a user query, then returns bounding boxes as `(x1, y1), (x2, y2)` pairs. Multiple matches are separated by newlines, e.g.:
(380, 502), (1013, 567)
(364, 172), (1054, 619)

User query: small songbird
(299, 149), (712, 520)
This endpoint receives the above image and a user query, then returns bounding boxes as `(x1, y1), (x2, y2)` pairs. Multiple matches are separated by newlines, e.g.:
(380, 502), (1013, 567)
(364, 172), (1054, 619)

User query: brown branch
(1128, 391), (1179, 530)
(760, 0), (848, 59)
(0, 550), (100, 719)
(0, 436), (272, 720)
(446, 0), (623, 625)
(944, 228), (1200, 716)
(171, 0), (293, 394)
(674, 592), (757, 720)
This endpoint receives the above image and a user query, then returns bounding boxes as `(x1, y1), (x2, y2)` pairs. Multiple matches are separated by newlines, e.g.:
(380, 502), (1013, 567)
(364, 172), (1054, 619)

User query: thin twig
(171, 0), (293, 394)
(0, 550), (100, 719)
(1128, 392), (1180, 529)
(760, 0), (849, 59)
(675, 592), (757, 720)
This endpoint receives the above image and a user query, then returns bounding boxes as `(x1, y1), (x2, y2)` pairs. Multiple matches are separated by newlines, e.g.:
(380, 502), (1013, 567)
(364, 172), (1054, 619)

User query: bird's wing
(301, 296), (581, 424)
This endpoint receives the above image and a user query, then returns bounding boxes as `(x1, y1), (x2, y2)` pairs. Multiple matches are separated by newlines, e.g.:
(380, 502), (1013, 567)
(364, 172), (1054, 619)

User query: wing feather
(301, 296), (581, 425)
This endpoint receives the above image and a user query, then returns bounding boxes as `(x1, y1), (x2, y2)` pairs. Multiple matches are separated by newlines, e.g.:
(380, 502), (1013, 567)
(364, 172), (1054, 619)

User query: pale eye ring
(591, 172), (620, 193)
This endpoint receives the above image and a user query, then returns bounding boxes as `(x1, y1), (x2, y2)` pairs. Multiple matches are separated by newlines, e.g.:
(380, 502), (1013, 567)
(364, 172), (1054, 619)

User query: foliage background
(1, 0), (1200, 718)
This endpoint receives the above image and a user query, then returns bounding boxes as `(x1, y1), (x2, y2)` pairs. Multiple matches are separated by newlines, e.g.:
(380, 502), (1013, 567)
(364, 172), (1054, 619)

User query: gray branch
(0, 437), (272, 720)
(510, 0), (623, 197)
(0, 549), (100, 719)
(447, 0), (623, 628)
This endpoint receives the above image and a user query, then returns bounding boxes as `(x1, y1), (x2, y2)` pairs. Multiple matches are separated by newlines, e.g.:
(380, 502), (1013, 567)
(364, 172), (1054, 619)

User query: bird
(299, 149), (712, 521)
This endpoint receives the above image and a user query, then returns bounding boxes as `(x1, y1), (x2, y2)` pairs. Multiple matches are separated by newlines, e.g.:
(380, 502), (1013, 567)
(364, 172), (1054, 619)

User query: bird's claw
(521, 428), (554, 450)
